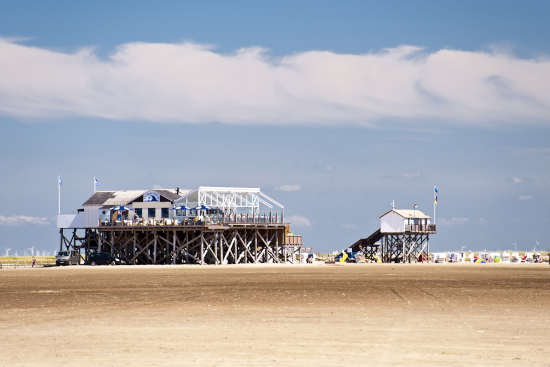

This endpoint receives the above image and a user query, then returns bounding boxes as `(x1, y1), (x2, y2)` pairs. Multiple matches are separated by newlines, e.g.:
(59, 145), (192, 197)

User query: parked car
(86, 252), (123, 265)
(56, 250), (80, 266)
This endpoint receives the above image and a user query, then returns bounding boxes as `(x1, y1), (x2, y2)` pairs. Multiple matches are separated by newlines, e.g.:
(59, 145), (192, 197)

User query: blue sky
(1, 1), (549, 254)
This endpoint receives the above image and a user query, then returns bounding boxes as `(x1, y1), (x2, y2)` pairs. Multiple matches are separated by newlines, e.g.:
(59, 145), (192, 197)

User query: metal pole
(57, 176), (61, 215)
(433, 200), (436, 226)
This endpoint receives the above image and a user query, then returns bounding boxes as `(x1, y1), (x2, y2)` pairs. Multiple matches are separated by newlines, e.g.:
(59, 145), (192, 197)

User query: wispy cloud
(0, 215), (50, 226)
(1, 39), (549, 126)
(511, 176), (523, 184)
(278, 184), (301, 192)
(519, 195), (533, 200)
(288, 215), (312, 228)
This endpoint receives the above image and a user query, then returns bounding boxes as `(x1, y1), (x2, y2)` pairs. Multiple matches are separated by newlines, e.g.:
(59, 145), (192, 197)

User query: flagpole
(433, 185), (437, 226)
(93, 177), (96, 193)
(433, 199), (436, 225)
(57, 176), (61, 215)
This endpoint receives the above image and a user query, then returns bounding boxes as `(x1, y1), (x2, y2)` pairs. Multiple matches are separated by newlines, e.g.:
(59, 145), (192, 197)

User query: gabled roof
(379, 209), (431, 219)
(155, 189), (190, 202)
(83, 189), (187, 206)
(83, 190), (145, 206)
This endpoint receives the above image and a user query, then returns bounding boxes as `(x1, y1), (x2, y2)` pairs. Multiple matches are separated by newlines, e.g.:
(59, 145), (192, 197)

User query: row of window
(134, 208), (169, 219)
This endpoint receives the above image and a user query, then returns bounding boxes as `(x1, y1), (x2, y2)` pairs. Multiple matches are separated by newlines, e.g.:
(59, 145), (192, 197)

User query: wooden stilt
(153, 231), (157, 264)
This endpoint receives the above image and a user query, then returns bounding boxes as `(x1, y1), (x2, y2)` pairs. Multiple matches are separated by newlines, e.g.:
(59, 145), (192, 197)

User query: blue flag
(434, 185), (438, 205)
(94, 177), (99, 185)
(58, 176), (62, 185)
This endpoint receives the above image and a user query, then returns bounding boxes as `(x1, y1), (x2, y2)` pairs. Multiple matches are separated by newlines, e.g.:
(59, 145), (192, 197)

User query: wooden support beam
(129, 235), (155, 263)
(110, 232), (115, 256)
(153, 231), (157, 264)
(172, 230), (176, 264)
(219, 233), (224, 265)
(200, 233), (205, 265)
(132, 231), (136, 265)
(254, 229), (258, 263)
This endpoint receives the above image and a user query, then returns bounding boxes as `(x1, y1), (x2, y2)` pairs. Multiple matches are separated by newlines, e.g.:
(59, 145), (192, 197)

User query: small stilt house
(379, 208), (434, 233)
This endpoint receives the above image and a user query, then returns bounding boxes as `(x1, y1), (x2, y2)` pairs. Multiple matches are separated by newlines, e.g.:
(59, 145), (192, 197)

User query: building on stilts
(56, 186), (302, 265)
(348, 208), (436, 263)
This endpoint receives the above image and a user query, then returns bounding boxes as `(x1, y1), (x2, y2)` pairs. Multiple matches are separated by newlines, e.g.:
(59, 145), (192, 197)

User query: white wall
(57, 208), (100, 228)
(380, 211), (404, 233)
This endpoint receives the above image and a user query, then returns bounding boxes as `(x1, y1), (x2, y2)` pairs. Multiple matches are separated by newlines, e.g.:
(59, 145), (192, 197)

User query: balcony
(405, 224), (436, 233)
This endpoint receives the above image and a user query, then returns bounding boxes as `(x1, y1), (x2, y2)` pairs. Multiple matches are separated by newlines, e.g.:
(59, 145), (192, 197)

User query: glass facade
(161, 208), (169, 218)
(148, 208), (156, 218)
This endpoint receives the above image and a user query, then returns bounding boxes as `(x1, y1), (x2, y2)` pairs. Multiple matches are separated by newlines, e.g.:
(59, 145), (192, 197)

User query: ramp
(349, 229), (382, 259)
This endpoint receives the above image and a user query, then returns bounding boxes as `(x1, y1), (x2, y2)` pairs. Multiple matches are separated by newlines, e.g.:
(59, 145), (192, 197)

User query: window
(148, 208), (156, 219)
(135, 208), (142, 218)
(161, 208), (169, 218)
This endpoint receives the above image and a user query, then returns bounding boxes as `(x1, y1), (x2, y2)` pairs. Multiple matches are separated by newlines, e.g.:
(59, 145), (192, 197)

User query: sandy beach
(1, 263), (549, 366)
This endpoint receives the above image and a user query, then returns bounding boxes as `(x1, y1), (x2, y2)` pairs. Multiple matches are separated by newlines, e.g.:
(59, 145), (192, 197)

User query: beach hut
(433, 252), (447, 263)
(511, 252), (521, 263)
(501, 251), (511, 263)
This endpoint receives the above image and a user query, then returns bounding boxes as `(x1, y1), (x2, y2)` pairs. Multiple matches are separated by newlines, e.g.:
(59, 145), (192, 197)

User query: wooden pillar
(264, 230), (268, 263)
(200, 233), (205, 265)
(172, 230), (176, 264)
(244, 230), (248, 263)
(214, 233), (219, 265)
(110, 231), (115, 256)
(133, 231), (136, 265)
(234, 231), (238, 264)
(153, 231), (157, 264)
(219, 232), (224, 265)
(254, 229), (258, 263)
(275, 230), (280, 263)
(185, 231), (190, 263)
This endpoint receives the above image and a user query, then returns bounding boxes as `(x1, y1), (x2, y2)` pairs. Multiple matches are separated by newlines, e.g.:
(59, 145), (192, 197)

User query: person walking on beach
(32, 257), (37, 268)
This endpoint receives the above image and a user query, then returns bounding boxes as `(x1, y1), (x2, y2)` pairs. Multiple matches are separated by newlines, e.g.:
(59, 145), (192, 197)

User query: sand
(1, 263), (549, 366)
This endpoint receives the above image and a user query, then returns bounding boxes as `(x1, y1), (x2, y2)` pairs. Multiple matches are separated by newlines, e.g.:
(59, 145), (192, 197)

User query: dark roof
(82, 191), (116, 206)
(83, 189), (183, 206)
(155, 189), (181, 201)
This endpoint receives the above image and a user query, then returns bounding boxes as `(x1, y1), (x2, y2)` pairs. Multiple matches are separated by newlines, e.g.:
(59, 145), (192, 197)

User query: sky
(1, 0), (549, 255)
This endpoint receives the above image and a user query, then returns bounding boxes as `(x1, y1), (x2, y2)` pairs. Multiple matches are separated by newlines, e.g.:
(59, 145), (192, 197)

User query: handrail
(98, 213), (285, 227)
(405, 224), (436, 232)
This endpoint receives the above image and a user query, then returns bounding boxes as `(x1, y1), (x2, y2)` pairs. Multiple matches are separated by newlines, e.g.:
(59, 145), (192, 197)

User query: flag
(94, 177), (99, 186)
(58, 176), (62, 185)
(434, 185), (438, 205)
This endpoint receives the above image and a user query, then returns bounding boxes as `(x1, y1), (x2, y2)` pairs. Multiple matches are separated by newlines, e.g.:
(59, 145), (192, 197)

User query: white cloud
(439, 217), (469, 226)
(0, 215), (50, 226)
(278, 184), (301, 192)
(512, 177), (523, 184)
(1, 39), (549, 126)
(519, 195), (533, 200)
(288, 215), (312, 227)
